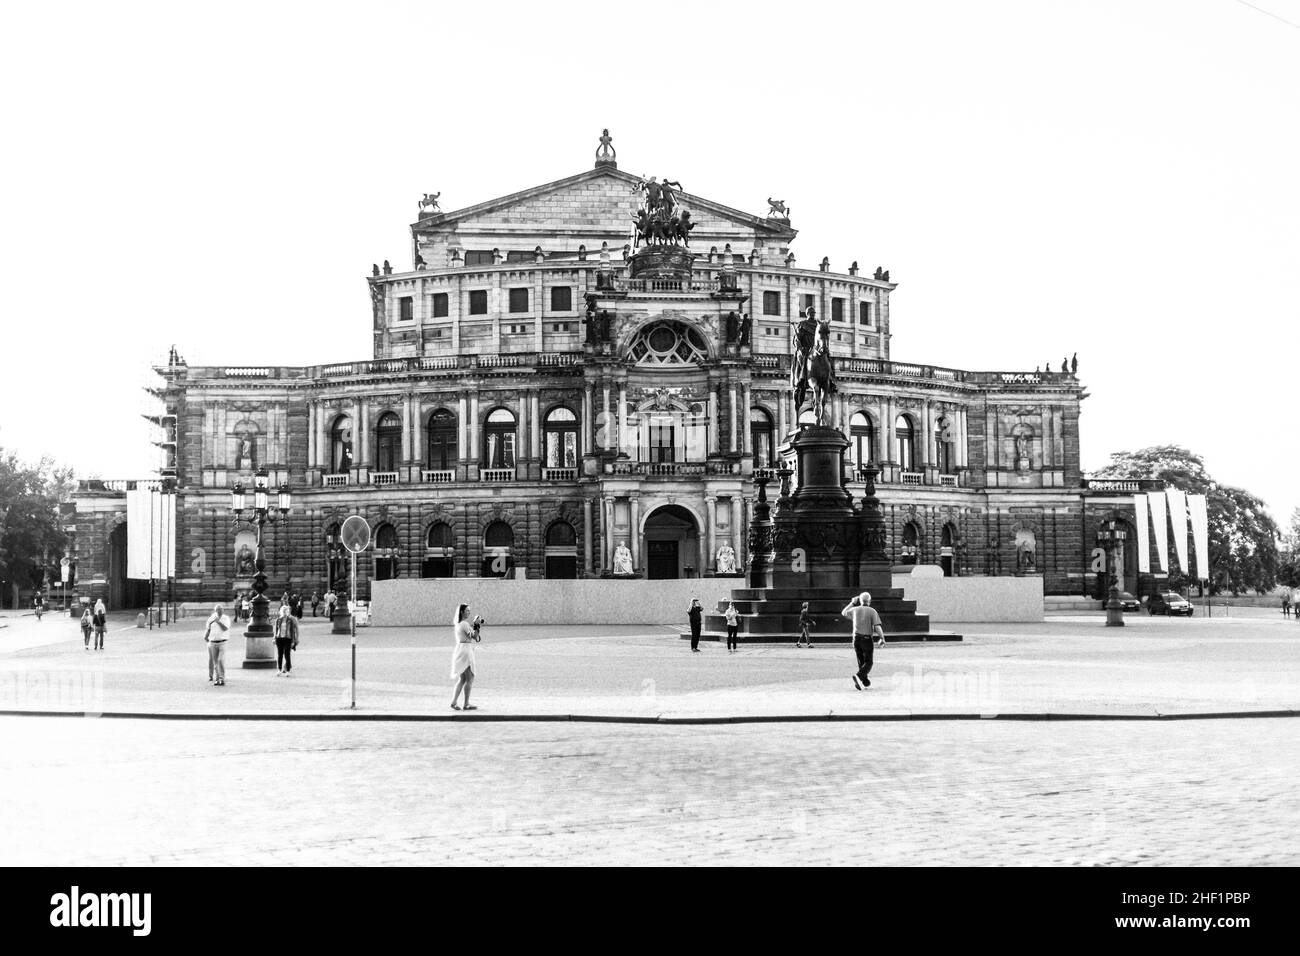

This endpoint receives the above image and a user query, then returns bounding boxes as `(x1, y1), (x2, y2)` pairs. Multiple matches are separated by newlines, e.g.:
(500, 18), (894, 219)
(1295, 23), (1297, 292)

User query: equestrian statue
(790, 306), (837, 425)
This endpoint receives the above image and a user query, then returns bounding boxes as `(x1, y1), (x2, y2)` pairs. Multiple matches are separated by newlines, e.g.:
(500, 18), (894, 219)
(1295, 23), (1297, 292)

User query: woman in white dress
(450, 603), (479, 710)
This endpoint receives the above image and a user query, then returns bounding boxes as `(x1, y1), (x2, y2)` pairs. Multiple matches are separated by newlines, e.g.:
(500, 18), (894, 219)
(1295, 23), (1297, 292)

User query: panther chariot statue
(790, 306), (837, 425)
(629, 176), (694, 249)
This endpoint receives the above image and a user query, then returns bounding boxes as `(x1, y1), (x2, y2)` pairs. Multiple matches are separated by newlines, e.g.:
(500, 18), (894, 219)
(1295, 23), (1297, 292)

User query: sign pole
(350, 549), (357, 710)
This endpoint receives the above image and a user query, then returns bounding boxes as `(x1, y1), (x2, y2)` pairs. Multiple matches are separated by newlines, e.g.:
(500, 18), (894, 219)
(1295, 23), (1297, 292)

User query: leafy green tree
(1279, 508), (1300, 590)
(0, 448), (72, 608)
(1091, 445), (1280, 595)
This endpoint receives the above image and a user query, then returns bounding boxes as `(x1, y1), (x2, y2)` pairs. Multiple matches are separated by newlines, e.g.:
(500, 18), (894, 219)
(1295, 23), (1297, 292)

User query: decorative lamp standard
(231, 468), (291, 667)
(1098, 518), (1127, 627)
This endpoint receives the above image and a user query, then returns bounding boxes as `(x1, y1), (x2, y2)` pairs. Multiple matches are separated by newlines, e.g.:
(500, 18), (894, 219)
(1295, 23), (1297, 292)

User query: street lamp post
(231, 468), (291, 668)
(1098, 518), (1127, 627)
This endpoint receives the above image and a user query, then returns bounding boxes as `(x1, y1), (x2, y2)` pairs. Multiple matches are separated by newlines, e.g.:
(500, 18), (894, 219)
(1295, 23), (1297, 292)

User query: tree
(0, 448), (72, 609)
(1091, 445), (1280, 596)
(1279, 507), (1300, 590)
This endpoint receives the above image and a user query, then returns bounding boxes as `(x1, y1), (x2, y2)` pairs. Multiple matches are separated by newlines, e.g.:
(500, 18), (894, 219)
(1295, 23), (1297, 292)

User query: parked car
(1105, 591), (1141, 611)
(1148, 591), (1194, 616)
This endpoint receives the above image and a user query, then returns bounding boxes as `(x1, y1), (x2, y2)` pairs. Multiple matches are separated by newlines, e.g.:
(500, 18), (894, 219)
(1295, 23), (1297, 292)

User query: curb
(1, 709), (1297, 724)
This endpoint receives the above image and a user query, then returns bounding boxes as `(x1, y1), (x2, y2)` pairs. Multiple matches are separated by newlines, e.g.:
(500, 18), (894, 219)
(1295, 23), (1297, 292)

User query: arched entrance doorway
(108, 524), (150, 610)
(940, 523), (957, 577)
(642, 504), (700, 580)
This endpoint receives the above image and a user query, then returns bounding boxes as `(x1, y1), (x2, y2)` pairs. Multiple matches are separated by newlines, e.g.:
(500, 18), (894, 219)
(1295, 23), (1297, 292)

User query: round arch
(640, 503), (703, 580)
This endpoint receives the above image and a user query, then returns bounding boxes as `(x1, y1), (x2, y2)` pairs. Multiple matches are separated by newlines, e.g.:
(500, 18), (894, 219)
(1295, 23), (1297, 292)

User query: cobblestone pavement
(2, 612), (1297, 718)
(1, 715), (1296, 866)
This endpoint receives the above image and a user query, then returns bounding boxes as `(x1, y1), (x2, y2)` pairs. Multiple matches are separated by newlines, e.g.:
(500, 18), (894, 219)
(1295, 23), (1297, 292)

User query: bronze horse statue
(793, 316), (837, 424)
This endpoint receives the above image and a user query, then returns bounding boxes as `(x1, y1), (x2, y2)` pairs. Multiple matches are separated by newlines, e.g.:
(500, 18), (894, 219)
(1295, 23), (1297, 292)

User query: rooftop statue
(630, 175), (693, 248)
(419, 192), (441, 215)
(766, 197), (790, 219)
(595, 128), (617, 165)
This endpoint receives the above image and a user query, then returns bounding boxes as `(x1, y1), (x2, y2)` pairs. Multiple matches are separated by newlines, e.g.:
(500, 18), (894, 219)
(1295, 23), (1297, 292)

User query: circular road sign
(340, 515), (371, 553)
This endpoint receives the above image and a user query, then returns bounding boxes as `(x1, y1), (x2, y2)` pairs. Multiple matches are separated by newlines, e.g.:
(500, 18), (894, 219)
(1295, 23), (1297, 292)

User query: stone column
(920, 399), (932, 471)
(412, 395), (424, 470)
(307, 402), (317, 470)
(469, 391), (480, 466)
(457, 393), (468, 466)
(530, 392), (541, 463)
(602, 384), (611, 451)
(350, 399), (362, 473)
(317, 403), (329, 470)
(401, 394), (412, 464)
(777, 386), (788, 443)
(602, 497), (614, 569)
(583, 384), (595, 452)
(883, 397), (895, 464)
(617, 385), (628, 457)
(629, 496), (641, 571)
(358, 398), (370, 466)
(705, 496), (717, 571)
(729, 383), (739, 453)
(731, 497), (743, 564)
(741, 383), (752, 457)
(583, 498), (594, 574)
(708, 386), (720, 454)
(516, 394), (527, 474)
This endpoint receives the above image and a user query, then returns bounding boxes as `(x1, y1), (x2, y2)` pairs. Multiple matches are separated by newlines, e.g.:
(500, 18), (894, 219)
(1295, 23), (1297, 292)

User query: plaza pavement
(1, 607), (1297, 719)
(3, 610), (1298, 865)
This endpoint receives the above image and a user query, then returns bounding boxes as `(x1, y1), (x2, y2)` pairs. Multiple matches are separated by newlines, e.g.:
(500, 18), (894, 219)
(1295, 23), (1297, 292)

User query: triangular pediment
(412, 167), (796, 249)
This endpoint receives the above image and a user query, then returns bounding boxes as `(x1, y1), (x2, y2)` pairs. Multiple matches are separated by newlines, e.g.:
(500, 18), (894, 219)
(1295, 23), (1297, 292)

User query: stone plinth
(628, 246), (694, 278)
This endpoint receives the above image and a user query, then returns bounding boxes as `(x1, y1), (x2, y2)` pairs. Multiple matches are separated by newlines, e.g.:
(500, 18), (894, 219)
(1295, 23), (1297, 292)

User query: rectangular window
(800, 293), (815, 314)
(551, 323), (573, 333)
(508, 288), (529, 313)
(430, 329), (443, 339)
(465, 251), (494, 266)
(468, 290), (488, 315)
(859, 301), (872, 325)
(831, 298), (844, 322)
(762, 290), (781, 315)
(505, 250), (532, 263)
(432, 292), (449, 317)
(399, 297), (413, 321)
(550, 286), (572, 312)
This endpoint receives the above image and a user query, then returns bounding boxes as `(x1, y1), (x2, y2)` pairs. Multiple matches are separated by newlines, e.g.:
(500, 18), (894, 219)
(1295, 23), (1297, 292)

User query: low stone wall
(892, 574), (1043, 623)
(371, 578), (741, 627)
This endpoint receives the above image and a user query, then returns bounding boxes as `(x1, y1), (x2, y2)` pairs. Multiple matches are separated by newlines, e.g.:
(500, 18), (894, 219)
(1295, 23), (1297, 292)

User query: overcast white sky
(1, 0), (1296, 523)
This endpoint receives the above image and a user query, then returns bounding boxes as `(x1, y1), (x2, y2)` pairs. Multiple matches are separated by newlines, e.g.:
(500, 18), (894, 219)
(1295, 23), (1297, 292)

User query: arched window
(895, 415), (916, 471)
(481, 520), (514, 577)
(330, 416), (353, 474)
(900, 521), (920, 565)
(627, 321), (709, 366)
(374, 523), (399, 580)
(426, 409), (457, 471)
(483, 408), (516, 469)
(850, 412), (875, 470)
(940, 523), (957, 577)
(375, 412), (402, 472)
(750, 407), (775, 467)
(422, 522), (454, 578)
(544, 520), (578, 579)
(543, 406), (579, 469)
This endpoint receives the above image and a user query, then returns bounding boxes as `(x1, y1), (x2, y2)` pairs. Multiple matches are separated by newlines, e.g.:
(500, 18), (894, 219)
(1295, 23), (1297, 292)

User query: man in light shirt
(842, 591), (884, 690)
(204, 604), (232, 686)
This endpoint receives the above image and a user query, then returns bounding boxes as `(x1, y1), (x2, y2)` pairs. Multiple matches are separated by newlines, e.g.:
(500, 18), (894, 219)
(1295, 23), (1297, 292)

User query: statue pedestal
(628, 246), (695, 279)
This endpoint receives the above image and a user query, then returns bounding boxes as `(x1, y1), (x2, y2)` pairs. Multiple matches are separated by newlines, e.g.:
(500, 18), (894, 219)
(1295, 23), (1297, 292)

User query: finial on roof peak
(595, 129), (617, 168)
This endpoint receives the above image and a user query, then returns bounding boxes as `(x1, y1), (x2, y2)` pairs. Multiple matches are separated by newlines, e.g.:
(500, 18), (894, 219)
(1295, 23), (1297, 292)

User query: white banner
(1133, 494), (1150, 573)
(126, 487), (176, 580)
(1147, 491), (1169, 572)
(1187, 494), (1210, 582)
(1166, 488), (1189, 574)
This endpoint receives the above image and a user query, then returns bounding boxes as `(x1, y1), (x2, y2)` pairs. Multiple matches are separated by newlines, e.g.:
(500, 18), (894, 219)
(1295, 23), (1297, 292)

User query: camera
(472, 615), (486, 627)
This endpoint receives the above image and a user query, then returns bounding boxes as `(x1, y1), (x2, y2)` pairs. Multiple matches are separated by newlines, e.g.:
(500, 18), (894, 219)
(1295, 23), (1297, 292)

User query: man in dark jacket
(687, 599), (703, 652)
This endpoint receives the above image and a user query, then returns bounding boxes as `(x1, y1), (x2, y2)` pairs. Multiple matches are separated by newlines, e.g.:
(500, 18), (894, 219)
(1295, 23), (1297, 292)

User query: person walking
(449, 603), (481, 710)
(325, 589), (337, 620)
(310, 591), (321, 617)
(274, 604), (299, 676)
(240, 592), (251, 623)
(33, 593), (43, 621)
(92, 600), (108, 651)
(724, 602), (740, 653)
(687, 598), (703, 652)
(796, 601), (816, 648)
(842, 592), (884, 690)
(1282, 589), (1293, 618)
(204, 603), (231, 685)
(80, 607), (93, 650)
